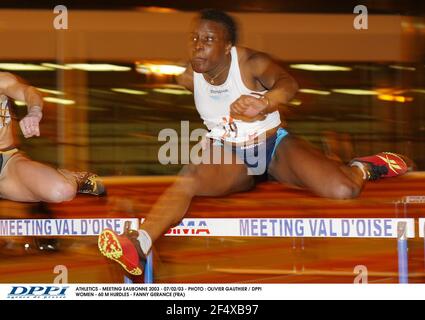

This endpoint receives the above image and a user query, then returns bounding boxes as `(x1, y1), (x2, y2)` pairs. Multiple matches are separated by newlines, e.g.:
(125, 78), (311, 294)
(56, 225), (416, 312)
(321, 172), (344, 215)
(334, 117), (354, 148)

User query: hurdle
(395, 196), (425, 219)
(397, 221), (408, 283)
(143, 217), (415, 284)
(0, 217), (416, 284)
(396, 196), (425, 278)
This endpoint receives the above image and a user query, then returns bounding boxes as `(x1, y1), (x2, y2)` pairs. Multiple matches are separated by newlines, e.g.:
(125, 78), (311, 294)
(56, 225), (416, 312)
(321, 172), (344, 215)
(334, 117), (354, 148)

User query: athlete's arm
(0, 72), (43, 138)
(248, 51), (299, 114)
(230, 51), (298, 121)
(176, 64), (194, 92)
(0, 72), (44, 113)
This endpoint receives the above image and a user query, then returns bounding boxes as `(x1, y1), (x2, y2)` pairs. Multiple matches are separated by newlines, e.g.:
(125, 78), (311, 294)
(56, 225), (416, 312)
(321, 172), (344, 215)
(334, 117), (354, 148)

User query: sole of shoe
(98, 229), (142, 276)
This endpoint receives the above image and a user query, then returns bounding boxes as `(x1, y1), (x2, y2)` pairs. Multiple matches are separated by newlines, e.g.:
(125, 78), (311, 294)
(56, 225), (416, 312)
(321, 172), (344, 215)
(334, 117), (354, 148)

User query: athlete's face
(189, 19), (232, 73)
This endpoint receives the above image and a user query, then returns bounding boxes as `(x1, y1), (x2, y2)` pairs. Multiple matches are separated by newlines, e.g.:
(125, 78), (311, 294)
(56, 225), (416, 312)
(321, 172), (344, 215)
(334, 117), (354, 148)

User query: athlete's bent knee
(44, 181), (76, 203)
(328, 182), (361, 200)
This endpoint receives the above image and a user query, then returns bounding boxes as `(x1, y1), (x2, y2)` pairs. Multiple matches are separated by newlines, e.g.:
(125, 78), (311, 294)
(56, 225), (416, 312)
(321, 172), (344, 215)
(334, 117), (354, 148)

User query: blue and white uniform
(193, 47), (288, 178)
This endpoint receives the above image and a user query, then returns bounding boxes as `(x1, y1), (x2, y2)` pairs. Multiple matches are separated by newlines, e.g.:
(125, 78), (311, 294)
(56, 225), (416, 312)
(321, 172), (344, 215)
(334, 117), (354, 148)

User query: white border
(1, 284), (424, 300)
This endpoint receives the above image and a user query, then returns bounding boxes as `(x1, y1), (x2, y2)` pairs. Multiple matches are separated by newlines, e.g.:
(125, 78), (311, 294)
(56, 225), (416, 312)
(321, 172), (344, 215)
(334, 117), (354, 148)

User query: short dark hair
(199, 9), (238, 45)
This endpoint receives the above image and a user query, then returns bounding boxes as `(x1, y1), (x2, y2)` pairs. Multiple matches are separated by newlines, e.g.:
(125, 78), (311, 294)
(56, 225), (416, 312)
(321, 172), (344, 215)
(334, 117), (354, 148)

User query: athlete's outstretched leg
(98, 144), (255, 275)
(141, 158), (254, 242)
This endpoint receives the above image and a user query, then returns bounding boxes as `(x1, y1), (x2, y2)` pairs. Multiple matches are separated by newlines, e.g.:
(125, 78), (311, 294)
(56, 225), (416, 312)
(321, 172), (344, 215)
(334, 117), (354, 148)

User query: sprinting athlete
(98, 9), (411, 276)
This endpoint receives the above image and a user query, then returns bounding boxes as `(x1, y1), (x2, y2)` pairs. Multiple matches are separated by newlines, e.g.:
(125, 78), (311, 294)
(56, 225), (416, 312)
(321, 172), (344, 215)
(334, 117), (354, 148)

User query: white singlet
(193, 47), (281, 143)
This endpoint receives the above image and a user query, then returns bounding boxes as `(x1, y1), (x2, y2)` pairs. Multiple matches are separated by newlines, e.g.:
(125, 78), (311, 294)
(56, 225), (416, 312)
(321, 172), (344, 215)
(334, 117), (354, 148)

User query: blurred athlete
(0, 72), (105, 203)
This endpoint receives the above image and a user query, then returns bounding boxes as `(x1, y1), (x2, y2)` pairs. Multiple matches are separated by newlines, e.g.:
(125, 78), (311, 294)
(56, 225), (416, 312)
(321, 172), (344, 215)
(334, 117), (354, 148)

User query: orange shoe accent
(351, 152), (411, 180)
(98, 229), (143, 276)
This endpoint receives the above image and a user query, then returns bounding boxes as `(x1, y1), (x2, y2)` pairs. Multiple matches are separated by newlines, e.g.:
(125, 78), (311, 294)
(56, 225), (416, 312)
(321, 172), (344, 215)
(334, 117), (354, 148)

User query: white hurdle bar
(397, 195), (425, 278)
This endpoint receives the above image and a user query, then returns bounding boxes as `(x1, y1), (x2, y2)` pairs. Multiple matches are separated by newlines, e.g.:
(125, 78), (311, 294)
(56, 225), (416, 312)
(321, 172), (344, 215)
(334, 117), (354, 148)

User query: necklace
(205, 58), (230, 85)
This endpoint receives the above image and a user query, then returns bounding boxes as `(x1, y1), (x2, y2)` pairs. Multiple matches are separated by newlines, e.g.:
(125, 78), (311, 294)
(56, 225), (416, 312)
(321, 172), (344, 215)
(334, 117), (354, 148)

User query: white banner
(0, 284), (424, 301)
(419, 219), (425, 238)
(0, 218), (139, 236)
(165, 218), (415, 238)
(0, 218), (415, 238)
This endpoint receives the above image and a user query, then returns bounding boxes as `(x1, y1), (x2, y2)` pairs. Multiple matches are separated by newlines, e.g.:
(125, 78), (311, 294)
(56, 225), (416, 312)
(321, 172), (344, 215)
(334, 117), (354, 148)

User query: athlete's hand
(230, 95), (267, 122)
(19, 108), (42, 138)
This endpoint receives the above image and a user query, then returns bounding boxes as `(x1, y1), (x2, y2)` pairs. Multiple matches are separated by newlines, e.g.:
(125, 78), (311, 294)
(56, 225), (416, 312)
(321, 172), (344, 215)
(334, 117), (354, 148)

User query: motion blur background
(1, 0), (424, 175)
(1, 1), (425, 285)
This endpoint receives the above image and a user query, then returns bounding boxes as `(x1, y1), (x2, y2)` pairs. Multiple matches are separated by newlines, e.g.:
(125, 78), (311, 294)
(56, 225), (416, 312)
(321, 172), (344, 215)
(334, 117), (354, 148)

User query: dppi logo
(8, 286), (69, 299)
(165, 220), (210, 235)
